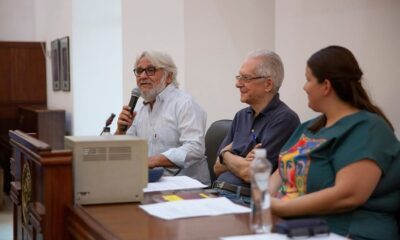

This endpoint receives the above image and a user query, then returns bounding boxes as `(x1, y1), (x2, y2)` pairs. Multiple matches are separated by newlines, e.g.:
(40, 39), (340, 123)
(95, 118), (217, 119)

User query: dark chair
(205, 119), (232, 184)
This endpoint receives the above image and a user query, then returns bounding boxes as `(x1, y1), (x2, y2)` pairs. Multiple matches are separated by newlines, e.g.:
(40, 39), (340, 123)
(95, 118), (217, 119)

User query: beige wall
(276, 0), (400, 137)
(121, 0), (185, 105)
(34, 0), (73, 133)
(121, 0), (274, 128)
(2, 0), (399, 136)
(34, 0), (123, 135)
(0, 0), (35, 41)
(184, 0), (275, 127)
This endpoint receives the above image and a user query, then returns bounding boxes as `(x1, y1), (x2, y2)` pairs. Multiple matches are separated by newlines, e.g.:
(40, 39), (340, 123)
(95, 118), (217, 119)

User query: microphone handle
(120, 96), (139, 132)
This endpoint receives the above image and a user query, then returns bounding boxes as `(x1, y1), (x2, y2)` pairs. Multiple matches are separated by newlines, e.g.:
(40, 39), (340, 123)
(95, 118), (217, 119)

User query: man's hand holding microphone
(115, 88), (141, 135)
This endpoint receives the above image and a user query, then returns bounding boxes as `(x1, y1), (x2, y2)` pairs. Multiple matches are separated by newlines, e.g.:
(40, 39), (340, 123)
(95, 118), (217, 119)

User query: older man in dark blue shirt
(213, 49), (300, 205)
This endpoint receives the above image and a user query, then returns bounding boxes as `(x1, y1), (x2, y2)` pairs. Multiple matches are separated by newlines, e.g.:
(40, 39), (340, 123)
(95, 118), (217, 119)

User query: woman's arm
(269, 169), (282, 196)
(272, 159), (381, 217)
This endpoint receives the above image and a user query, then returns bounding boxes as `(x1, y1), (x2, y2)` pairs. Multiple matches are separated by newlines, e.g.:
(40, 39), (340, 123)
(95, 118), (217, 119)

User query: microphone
(100, 113), (116, 136)
(105, 113), (116, 127)
(120, 88), (141, 132)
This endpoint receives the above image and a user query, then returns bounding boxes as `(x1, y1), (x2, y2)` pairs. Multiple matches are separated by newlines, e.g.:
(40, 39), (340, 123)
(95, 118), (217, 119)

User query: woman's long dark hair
(307, 46), (393, 132)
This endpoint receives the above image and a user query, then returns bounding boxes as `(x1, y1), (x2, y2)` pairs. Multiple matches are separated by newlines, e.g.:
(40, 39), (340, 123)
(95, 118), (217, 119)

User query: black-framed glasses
(133, 66), (162, 77)
(235, 75), (270, 82)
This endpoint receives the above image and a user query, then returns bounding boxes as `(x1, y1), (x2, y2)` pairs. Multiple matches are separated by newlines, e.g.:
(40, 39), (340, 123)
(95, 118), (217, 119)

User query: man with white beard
(116, 50), (210, 185)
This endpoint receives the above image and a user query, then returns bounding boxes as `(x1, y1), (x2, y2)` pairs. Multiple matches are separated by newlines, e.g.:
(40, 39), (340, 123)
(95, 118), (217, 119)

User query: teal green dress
(277, 110), (400, 239)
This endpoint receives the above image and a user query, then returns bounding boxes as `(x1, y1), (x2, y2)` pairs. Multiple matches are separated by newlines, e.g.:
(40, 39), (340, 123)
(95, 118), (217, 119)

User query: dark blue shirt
(217, 94), (300, 187)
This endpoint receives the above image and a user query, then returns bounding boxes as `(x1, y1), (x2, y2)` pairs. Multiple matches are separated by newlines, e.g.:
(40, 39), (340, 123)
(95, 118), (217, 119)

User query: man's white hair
(246, 49), (284, 92)
(135, 50), (179, 87)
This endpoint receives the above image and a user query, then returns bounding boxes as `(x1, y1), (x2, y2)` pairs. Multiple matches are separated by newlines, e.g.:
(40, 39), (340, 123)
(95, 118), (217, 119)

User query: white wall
(3, 0), (399, 137)
(184, 0), (275, 127)
(276, 0), (400, 137)
(71, 0), (122, 135)
(121, 0), (184, 105)
(0, 0), (35, 41)
(34, 0), (73, 133)
(121, 0), (274, 128)
(34, 0), (123, 136)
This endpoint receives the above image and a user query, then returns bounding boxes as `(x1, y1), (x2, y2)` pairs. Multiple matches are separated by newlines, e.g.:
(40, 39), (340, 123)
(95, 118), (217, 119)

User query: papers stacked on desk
(139, 197), (250, 220)
(220, 232), (348, 240)
(143, 176), (207, 192)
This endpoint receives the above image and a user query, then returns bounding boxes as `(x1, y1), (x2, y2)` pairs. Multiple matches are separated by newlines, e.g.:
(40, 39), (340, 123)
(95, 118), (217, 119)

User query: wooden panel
(0, 41), (46, 105)
(0, 41), (47, 134)
(9, 130), (73, 240)
(0, 42), (47, 194)
(0, 46), (12, 103)
(18, 105), (66, 150)
(10, 45), (46, 102)
(66, 205), (119, 240)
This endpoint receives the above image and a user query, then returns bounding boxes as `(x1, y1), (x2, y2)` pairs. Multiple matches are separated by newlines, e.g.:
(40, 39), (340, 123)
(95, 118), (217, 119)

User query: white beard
(141, 74), (167, 102)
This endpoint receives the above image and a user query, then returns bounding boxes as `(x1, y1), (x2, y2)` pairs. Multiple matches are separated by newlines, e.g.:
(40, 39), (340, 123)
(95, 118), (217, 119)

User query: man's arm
(214, 143), (262, 183)
(159, 99), (207, 169)
(148, 154), (177, 168)
(221, 152), (252, 182)
(213, 143), (231, 176)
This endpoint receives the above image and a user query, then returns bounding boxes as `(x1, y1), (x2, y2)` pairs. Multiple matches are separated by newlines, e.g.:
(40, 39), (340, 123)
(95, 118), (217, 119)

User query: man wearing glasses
(116, 50), (210, 185)
(213, 49), (300, 204)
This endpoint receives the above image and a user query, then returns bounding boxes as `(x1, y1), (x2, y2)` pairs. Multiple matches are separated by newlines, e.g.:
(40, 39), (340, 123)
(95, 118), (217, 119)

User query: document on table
(220, 232), (348, 240)
(143, 176), (207, 192)
(139, 197), (250, 220)
(220, 233), (287, 240)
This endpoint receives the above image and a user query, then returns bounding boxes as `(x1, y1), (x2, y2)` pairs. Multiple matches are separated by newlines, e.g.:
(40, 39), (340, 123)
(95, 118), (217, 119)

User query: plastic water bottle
(250, 148), (272, 233)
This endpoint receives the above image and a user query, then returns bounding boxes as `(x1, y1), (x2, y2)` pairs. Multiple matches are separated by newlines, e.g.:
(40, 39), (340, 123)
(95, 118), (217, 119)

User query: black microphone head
(131, 88), (141, 97)
(105, 113), (116, 127)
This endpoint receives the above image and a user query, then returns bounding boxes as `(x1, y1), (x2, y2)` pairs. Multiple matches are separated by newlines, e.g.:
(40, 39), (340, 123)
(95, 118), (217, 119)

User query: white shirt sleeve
(161, 99), (207, 168)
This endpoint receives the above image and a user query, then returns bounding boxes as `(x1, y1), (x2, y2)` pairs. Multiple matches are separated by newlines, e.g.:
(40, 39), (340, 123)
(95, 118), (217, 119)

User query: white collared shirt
(127, 84), (210, 185)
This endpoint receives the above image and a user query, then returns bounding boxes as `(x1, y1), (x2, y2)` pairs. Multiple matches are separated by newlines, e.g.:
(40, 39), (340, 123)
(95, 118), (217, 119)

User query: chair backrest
(205, 119), (232, 184)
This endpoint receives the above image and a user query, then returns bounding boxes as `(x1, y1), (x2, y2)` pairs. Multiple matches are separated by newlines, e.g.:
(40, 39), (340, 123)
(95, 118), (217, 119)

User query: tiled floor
(0, 195), (12, 240)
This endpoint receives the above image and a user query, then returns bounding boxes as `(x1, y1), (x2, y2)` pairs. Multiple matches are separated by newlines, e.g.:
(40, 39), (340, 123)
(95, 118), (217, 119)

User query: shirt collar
(156, 84), (175, 102)
(246, 93), (281, 116)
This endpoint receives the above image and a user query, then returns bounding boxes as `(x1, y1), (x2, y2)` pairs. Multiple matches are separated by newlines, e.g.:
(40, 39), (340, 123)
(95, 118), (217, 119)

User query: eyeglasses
(235, 75), (270, 82)
(133, 66), (162, 77)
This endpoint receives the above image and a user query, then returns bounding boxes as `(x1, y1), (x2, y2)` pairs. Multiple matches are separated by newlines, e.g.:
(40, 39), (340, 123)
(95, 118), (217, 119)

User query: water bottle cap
(254, 149), (266, 158)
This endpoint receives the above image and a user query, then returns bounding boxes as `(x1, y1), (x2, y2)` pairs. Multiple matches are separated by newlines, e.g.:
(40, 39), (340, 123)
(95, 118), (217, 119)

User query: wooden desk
(8, 130), (271, 240)
(66, 199), (254, 240)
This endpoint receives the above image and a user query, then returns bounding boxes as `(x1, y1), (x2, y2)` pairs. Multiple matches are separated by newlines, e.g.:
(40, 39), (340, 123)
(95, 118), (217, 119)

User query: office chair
(204, 119), (232, 184)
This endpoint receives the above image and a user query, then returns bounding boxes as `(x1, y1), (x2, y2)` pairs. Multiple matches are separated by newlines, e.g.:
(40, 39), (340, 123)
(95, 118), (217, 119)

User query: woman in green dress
(270, 46), (400, 240)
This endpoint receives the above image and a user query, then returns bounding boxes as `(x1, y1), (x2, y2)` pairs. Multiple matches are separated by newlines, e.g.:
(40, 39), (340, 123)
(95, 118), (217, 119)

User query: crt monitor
(65, 135), (148, 205)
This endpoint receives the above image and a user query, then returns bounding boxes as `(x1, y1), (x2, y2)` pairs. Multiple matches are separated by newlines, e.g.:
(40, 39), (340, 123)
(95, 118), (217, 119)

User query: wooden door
(0, 41), (47, 193)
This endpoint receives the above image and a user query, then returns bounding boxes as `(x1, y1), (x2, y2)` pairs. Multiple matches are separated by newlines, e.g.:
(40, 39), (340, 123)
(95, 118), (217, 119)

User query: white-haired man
(213, 49), (300, 204)
(116, 50), (210, 185)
